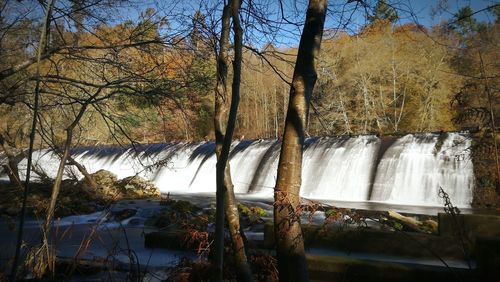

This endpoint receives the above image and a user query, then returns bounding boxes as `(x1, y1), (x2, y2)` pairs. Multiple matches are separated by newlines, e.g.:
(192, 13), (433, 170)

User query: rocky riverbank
(0, 170), (161, 221)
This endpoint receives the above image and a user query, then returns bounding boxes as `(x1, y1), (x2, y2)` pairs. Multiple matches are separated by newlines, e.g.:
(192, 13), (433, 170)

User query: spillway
(3, 132), (475, 207)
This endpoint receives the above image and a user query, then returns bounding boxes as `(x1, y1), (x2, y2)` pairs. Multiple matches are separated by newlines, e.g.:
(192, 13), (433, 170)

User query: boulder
(82, 170), (161, 199)
(116, 176), (161, 198)
(90, 169), (118, 186)
(88, 170), (118, 196)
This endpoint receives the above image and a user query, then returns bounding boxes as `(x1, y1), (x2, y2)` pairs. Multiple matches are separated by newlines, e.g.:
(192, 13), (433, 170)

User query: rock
(422, 219), (438, 233)
(238, 203), (266, 228)
(87, 170), (118, 196)
(171, 200), (196, 213)
(81, 170), (160, 199)
(116, 176), (160, 198)
(90, 170), (118, 187)
(387, 210), (437, 233)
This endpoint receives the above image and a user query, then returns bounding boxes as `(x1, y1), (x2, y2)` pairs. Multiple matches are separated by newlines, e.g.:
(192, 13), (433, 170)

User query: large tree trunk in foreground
(213, 3), (230, 279)
(213, 0), (251, 281)
(10, 0), (56, 279)
(273, 0), (327, 281)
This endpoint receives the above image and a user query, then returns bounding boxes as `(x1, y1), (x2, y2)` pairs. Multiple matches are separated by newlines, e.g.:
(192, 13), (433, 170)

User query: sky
(324, 0), (498, 33)
(244, 0), (500, 47)
(395, 0), (498, 27)
(4, 0), (498, 48)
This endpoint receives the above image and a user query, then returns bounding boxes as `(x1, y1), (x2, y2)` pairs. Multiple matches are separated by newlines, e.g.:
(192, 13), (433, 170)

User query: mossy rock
(116, 176), (160, 198)
(238, 203), (267, 227)
(238, 203), (267, 218)
(151, 210), (176, 228)
(90, 170), (118, 187)
(171, 200), (197, 213)
(148, 201), (207, 230)
(421, 219), (438, 233)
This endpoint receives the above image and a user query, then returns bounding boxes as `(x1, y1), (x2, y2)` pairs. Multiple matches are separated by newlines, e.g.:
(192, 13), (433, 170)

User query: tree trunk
(225, 1), (252, 280)
(43, 128), (73, 233)
(2, 162), (20, 185)
(39, 128), (74, 277)
(273, 1), (327, 281)
(67, 155), (99, 190)
(40, 101), (90, 278)
(213, 3), (231, 279)
(0, 135), (23, 186)
(213, 1), (251, 281)
(43, 99), (89, 228)
(10, 0), (56, 279)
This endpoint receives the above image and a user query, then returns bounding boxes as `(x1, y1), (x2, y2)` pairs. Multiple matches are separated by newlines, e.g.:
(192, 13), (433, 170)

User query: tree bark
(213, 1), (251, 281)
(43, 128), (73, 233)
(0, 135), (23, 186)
(225, 1), (252, 280)
(40, 101), (91, 278)
(43, 102), (89, 230)
(67, 155), (99, 190)
(10, 0), (56, 279)
(213, 3), (231, 279)
(273, 1), (327, 281)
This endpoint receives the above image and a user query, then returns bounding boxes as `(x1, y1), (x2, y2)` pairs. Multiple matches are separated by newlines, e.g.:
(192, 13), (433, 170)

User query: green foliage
(449, 6), (481, 36)
(324, 208), (340, 219)
(122, 114), (141, 127)
(189, 10), (207, 50)
(490, 4), (500, 23)
(238, 203), (267, 225)
(131, 8), (168, 44)
(368, 0), (398, 23)
(392, 221), (403, 231)
(193, 105), (214, 138)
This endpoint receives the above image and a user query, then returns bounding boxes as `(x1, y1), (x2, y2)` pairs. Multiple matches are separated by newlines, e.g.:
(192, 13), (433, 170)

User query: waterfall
(370, 133), (474, 206)
(3, 133), (475, 207)
(300, 136), (379, 201)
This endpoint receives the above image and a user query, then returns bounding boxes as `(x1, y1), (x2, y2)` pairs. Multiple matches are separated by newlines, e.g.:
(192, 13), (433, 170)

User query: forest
(0, 0), (499, 281)
(1, 1), (498, 144)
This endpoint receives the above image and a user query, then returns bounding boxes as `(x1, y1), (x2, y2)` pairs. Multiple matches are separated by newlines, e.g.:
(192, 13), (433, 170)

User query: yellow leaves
(360, 19), (393, 36)
(310, 23), (461, 134)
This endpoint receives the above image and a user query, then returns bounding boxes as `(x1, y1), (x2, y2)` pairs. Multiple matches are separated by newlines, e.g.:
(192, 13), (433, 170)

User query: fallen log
(387, 210), (437, 233)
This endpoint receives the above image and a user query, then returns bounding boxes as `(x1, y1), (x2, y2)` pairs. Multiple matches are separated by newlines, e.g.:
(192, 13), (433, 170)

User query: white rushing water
(3, 133), (475, 207)
(371, 133), (474, 206)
